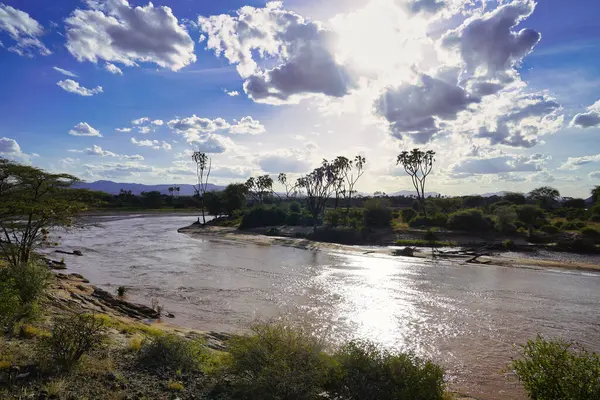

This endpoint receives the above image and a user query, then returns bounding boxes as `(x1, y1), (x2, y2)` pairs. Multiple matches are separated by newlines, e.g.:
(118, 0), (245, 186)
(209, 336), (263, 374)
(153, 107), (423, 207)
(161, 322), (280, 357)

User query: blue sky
(0, 0), (599, 197)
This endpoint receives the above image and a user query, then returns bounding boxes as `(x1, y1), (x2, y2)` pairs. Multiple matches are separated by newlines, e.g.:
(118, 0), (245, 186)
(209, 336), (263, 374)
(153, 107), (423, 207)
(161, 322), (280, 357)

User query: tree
(278, 173), (298, 200)
(344, 155), (366, 212)
(332, 156), (352, 210)
(528, 186), (560, 210)
(192, 152), (212, 224)
(503, 192), (526, 205)
(0, 158), (87, 266)
(140, 191), (163, 209)
(204, 191), (224, 218)
(592, 186), (600, 204)
(396, 149), (435, 217)
(246, 175), (275, 205)
(222, 183), (248, 216)
(297, 160), (338, 229)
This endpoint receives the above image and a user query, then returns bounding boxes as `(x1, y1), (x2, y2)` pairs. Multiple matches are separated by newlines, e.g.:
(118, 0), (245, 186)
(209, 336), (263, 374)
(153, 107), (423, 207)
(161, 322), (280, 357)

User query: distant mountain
(388, 190), (440, 197)
(73, 180), (224, 196)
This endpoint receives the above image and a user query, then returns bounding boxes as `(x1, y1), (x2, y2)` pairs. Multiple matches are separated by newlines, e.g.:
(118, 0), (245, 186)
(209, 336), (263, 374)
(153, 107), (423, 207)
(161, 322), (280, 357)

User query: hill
(73, 180), (223, 196)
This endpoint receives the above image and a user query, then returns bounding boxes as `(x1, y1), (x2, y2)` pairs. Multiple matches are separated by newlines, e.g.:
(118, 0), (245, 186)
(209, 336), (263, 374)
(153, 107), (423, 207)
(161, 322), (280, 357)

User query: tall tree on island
(192, 152), (211, 224)
(344, 155), (366, 212)
(296, 159), (338, 230)
(396, 149), (435, 217)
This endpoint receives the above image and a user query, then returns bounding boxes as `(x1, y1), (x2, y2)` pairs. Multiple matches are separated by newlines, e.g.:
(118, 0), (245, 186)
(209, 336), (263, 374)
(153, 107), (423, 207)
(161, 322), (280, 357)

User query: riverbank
(179, 224), (600, 273)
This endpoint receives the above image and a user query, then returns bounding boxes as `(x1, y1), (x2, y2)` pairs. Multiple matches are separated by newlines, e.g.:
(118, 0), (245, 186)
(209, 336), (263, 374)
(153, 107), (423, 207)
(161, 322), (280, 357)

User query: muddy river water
(52, 215), (600, 399)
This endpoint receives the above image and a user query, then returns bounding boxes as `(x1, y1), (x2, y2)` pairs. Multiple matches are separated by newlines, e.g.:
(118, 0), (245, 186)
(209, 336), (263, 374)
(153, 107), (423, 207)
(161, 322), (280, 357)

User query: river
(51, 214), (600, 399)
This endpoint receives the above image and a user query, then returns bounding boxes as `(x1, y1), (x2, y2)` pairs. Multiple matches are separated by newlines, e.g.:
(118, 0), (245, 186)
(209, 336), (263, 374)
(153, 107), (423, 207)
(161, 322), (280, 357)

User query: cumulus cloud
(151, 119), (164, 126)
(559, 153), (600, 170)
(65, 0), (196, 71)
(199, 2), (356, 104)
(130, 137), (160, 149)
(83, 161), (154, 179)
(450, 153), (549, 176)
(211, 165), (255, 178)
(138, 126), (152, 134)
(115, 127), (132, 132)
(57, 79), (103, 96)
(104, 62), (123, 75)
(162, 141), (172, 150)
(229, 116), (266, 135)
(190, 134), (233, 154)
(375, 73), (479, 143)
(69, 122), (102, 137)
(167, 115), (230, 142)
(0, 137), (30, 161)
(132, 117), (150, 125)
(0, 3), (51, 56)
(589, 171), (600, 180)
(225, 90), (240, 97)
(70, 144), (144, 160)
(442, 0), (540, 81)
(258, 155), (310, 173)
(570, 100), (600, 128)
(53, 67), (78, 77)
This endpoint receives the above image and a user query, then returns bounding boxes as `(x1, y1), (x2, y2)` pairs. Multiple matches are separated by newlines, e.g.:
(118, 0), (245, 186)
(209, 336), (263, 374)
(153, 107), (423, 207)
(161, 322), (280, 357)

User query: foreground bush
(212, 323), (330, 400)
(39, 313), (106, 371)
(326, 341), (446, 400)
(138, 333), (205, 372)
(511, 336), (600, 400)
(447, 209), (493, 232)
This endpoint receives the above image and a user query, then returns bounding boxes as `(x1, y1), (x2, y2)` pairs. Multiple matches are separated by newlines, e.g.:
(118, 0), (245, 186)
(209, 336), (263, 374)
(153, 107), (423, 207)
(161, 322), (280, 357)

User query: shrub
(363, 198), (392, 228)
(39, 313), (106, 371)
(137, 334), (205, 372)
(325, 209), (347, 227)
(326, 340), (446, 400)
(167, 381), (185, 391)
(563, 221), (586, 230)
(408, 214), (447, 228)
(424, 228), (438, 242)
(553, 220), (564, 229)
(117, 286), (127, 296)
(590, 214), (600, 222)
(400, 208), (417, 223)
(540, 224), (560, 234)
(4, 262), (52, 305)
(503, 239), (516, 250)
(0, 280), (20, 331)
(580, 227), (600, 243)
(211, 323), (330, 400)
(511, 336), (600, 400)
(286, 211), (303, 226)
(289, 202), (301, 213)
(239, 207), (287, 229)
(495, 206), (518, 233)
(447, 209), (493, 232)
(515, 205), (547, 228)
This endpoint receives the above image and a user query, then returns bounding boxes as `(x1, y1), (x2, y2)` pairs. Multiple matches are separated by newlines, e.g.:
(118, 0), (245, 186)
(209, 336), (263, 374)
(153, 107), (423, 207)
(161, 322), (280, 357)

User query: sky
(0, 0), (599, 197)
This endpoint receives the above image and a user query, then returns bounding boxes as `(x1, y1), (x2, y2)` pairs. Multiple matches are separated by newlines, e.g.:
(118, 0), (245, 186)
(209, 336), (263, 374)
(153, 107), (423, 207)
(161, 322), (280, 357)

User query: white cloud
(138, 126), (152, 134)
(70, 144), (144, 161)
(190, 134), (234, 154)
(199, 2), (356, 104)
(130, 137), (159, 149)
(229, 116), (266, 135)
(559, 154), (600, 171)
(115, 127), (132, 132)
(450, 153), (549, 176)
(162, 141), (172, 151)
(53, 67), (78, 77)
(167, 115), (230, 142)
(0, 137), (30, 161)
(211, 165), (255, 178)
(65, 0), (196, 71)
(57, 79), (103, 96)
(589, 171), (600, 180)
(0, 3), (51, 56)
(225, 90), (240, 97)
(104, 62), (123, 75)
(151, 119), (164, 126)
(83, 161), (154, 179)
(570, 99), (600, 128)
(69, 122), (102, 137)
(132, 117), (150, 125)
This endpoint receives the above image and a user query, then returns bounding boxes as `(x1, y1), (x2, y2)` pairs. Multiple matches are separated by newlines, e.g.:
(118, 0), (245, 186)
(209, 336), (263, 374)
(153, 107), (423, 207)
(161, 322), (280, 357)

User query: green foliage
(511, 336), (600, 400)
(563, 221), (586, 230)
(117, 286), (127, 296)
(562, 198), (586, 209)
(400, 208), (418, 223)
(0, 159), (87, 266)
(222, 183), (248, 216)
(503, 192), (527, 205)
(528, 186), (560, 210)
(139, 191), (163, 208)
(396, 149), (436, 215)
(363, 198), (392, 228)
(515, 205), (548, 228)
(540, 224), (560, 234)
(204, 191), (224, 217)
(408, 213), (447, 228)
(137, 334), (206, 373)
(553, 220), (564, 229)
(326, 340), (446, 400)
(39, 313), (106, 371)
(239, 206), (287, 229)
(289, 202), (302, 213)
(286, 212), (303, 226)
(503, 239), (516, 250)
(461, 195), (485, 209)
(494, 205), (518, 233)
(424, 228), (438, 242)
(447, 209), (493, 232)
(580, 227), (600, 242)
(0, 279), (20, 331)
(591, 186), (600, 203)
(211, 323), (330, 400)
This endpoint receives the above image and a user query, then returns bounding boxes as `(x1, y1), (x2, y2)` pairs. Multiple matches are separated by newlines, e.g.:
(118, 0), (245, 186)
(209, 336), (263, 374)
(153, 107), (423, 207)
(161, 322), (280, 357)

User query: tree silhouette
(396, 149), (435, 217)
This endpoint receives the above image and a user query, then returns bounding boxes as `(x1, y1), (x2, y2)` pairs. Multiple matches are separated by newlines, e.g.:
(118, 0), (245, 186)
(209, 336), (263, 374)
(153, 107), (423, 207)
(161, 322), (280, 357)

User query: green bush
(447, 209), (493, 232)
(0, 279), (20, 331)
(511, 336), (600, 400)
(239, 207), (287, 229)
(400, 208), (417, 223)
(494, 206), (518, 233)
(553, 220), (564, 229)
(39, 313), (106, 371)
(286, 212), (303, 226)
(503, 239), (516, 250)
(580, 227), (600, 243)
(590, 214), (600, 222)
(138, 334), (205, 372)
(408, 213), (447, 228)
(289, 202), (302, 213)
(326, 341), (446, 400)
(363, 199), (392, 228)
(563, 221), (586, 230)
(540, 224), (560, 234)
(515, 205), (548, 228)
(325, 209), (347, 227)
(211, 323), (330, 400)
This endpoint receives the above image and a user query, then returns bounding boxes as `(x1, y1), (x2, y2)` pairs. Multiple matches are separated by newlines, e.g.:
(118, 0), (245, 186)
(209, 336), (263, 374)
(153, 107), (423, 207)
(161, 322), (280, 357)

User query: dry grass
(391, 217), (409, 231)
(20, 324), (50, 339)
(167, 380), (184, 391)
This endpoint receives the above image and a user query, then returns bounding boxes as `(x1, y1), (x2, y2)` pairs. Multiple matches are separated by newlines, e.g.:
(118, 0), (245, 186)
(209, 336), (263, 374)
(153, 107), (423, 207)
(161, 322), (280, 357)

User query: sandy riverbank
(179, 224), (600, 273)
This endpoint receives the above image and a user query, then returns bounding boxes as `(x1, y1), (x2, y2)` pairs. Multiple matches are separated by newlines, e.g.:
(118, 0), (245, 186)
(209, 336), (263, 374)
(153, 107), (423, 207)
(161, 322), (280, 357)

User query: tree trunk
(201, 196), (206, 224)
